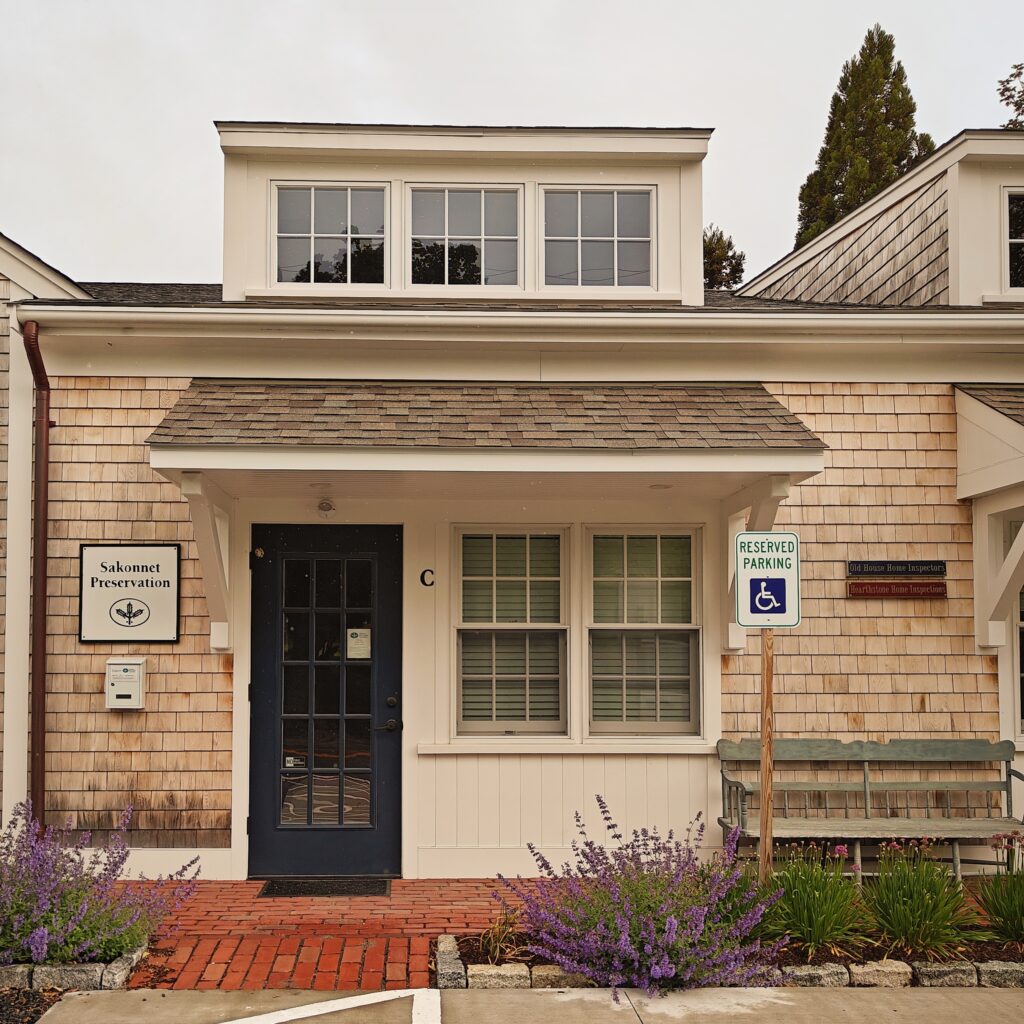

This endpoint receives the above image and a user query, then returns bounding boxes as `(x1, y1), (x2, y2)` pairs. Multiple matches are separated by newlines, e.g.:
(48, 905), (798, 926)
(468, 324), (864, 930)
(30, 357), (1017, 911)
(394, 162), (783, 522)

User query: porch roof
(147, 380), (825, 452)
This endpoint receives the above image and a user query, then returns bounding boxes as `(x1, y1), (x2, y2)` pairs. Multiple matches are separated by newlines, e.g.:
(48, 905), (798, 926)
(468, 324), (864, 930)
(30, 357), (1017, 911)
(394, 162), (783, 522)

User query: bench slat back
(716, 738), (1015, 763)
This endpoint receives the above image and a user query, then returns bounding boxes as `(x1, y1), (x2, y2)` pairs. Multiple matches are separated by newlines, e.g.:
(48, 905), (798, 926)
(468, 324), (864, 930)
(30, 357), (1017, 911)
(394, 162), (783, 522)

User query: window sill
(981, 293), (1024, 306)
(417, 739), (717, 756)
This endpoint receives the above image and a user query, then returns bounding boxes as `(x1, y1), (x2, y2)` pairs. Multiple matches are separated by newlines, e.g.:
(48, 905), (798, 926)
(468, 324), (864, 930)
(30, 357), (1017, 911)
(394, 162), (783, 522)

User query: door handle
(375, 719), (401, 732)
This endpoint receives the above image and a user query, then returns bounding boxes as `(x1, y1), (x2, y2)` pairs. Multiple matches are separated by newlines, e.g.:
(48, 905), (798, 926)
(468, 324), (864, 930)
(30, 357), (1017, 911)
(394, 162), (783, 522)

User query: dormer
(218, 122), (711, 305)
(740, 129), (1024, 307)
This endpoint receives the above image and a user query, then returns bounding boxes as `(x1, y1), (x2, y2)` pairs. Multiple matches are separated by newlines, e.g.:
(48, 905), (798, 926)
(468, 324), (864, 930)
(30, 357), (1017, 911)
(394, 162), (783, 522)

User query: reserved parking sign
(736, 531), (801, 628)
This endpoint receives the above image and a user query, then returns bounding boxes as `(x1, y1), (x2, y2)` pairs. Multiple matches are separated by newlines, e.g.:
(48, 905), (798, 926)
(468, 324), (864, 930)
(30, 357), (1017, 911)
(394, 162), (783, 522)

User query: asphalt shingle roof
(147, 380), (825, 451)
(956, 385), (1024, 428)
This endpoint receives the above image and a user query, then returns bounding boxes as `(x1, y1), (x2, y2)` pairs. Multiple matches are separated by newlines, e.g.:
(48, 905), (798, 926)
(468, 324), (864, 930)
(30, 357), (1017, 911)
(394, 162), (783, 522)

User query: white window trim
(405, 183), (525, 293)
(1002, 186), (1024, 296)
(268, 179), (392, 293)
(584, 526), (702, 736)
(538, 185), (658, 292)
(452, 525), (570, 735)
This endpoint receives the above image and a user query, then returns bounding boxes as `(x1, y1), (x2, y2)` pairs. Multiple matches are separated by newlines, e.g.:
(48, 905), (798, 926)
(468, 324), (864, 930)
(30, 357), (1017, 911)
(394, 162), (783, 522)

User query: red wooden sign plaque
(846, 580), (947, 598)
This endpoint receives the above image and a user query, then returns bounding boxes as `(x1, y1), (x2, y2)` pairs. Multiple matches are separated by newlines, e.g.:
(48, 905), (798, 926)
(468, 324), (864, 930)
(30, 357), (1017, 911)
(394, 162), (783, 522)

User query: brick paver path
(129, 879), (507, 991)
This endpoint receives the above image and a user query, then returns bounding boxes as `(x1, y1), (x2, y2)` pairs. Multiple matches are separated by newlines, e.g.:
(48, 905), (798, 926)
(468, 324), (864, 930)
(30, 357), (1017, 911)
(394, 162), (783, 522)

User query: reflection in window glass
(411, 188), (519, 285)
(277, 186), (386, 284)
(544, 190), (651, 287)
(1010, 195), (1024, 288)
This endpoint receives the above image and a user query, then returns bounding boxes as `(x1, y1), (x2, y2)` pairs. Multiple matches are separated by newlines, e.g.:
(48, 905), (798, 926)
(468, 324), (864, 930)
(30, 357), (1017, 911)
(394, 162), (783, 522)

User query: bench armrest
(721, 769), (753, 793)
(1009, 768), (1024, 783)
(721, 773), (750, 832)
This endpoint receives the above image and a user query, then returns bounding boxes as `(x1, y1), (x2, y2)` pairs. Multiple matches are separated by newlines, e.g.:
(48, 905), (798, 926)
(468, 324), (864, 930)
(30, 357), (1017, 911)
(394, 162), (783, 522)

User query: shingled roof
(147, 380), (825, 451)
(956, 385), (1024, 428)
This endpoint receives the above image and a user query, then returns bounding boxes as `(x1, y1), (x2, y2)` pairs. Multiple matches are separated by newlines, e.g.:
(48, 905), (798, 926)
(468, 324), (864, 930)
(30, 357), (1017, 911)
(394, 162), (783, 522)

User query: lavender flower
(497, 796), (783, 998)
(0, 801), (198, 965)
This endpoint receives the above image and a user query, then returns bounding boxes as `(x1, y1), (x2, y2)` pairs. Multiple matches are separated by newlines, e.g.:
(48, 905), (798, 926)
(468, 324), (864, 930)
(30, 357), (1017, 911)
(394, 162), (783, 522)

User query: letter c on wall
(420, 569), (435, 587)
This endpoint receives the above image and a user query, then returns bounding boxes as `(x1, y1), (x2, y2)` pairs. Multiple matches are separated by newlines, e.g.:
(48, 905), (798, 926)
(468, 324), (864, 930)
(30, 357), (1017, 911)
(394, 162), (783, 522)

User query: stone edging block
(0, 945), (148, 992)
(913, 961), (977, 987)
(781, 963), (850, 987)
(467, 963), (530, 989)
(849, 960), (912, 987)
(435, 935), (467, 990)
(976, 961), (1024, 988)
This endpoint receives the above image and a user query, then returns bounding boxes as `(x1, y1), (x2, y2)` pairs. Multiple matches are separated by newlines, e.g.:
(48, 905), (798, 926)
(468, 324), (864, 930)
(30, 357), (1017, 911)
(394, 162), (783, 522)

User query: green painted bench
(717, 738), (1024, 877)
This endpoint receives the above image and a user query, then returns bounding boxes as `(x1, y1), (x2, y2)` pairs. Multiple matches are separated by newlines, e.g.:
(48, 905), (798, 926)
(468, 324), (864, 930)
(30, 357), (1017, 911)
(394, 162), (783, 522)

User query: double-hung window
(277, 186), (386, 284)
(1009, 192), (1024, 290)
(457, 531), (566, 733)
(411, 188), (519, 286)
(544, 189), (652, 287)
(589, 532), (699, 734)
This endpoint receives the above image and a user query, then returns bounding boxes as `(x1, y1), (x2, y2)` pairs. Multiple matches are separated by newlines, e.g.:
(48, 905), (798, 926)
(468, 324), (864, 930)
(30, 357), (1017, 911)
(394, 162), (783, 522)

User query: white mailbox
(105, 656), (146, 709)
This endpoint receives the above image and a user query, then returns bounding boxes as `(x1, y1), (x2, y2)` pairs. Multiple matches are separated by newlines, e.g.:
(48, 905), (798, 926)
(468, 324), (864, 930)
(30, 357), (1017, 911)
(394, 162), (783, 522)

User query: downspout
(22, 321), (49, 824)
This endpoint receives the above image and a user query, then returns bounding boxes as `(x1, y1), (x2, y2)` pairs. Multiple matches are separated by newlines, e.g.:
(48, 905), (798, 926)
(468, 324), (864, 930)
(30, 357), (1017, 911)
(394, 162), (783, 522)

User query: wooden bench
(717, 738), (1024, 877)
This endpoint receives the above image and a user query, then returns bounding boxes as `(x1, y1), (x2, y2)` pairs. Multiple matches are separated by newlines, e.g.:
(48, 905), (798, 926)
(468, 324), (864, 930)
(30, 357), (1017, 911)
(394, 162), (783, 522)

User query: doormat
(258, 877), (391, 898)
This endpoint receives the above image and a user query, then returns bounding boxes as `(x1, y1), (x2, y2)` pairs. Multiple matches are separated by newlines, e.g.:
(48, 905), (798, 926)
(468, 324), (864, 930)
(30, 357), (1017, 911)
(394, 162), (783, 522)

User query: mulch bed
(455, 934), (553, 970)
(776, 939), (1024, 967)
(0, 989), (61, 1024)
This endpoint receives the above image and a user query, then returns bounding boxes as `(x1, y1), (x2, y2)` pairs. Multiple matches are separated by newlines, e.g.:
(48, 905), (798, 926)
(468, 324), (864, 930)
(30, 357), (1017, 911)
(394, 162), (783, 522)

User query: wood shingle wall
(723, 382), (997, 738)
(46, 376), (231, 846)
(749, 174), (950, 306)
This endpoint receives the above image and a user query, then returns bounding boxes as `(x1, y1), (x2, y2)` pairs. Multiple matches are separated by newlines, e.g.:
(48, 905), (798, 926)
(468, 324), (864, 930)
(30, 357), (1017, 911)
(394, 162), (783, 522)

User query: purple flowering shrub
(0, 801), (198, 965)
(497, 797), (782, 996)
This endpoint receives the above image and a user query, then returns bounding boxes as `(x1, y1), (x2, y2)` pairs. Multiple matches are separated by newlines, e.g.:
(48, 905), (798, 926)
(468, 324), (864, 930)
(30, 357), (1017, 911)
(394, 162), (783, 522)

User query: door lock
(376, 718), (401, 731)
(386, 696), (398, 708)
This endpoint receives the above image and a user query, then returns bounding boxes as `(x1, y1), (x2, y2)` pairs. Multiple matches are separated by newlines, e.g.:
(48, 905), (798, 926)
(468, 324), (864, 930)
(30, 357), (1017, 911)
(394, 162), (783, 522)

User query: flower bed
(448, 800), (1024, 995)
(0, 801), (198, 990)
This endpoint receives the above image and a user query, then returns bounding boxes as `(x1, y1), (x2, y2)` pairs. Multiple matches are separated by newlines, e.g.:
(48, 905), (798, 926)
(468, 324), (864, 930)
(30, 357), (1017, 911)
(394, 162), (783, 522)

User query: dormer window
(1010, 193), (1024, 289)
(276, 186), (386, 284)
(410, 188), (519, 286)
(543, 189), (652, 287)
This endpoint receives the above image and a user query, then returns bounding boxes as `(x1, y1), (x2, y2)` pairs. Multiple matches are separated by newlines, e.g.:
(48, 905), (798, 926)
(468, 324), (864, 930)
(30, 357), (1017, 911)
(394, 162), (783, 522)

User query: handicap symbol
(750, 578), (786, 614)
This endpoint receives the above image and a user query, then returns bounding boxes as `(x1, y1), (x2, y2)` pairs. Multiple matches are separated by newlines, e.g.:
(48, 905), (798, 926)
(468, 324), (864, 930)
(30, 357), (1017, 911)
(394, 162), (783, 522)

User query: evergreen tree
(795, 25), (935, 248)
(998, 63), (1024, 130)
(703, 225), (746, 289)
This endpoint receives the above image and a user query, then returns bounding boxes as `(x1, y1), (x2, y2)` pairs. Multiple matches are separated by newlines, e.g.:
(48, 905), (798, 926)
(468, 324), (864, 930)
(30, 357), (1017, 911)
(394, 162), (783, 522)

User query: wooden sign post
(735, 532), (800, 884)
(759, 628), (774, 882)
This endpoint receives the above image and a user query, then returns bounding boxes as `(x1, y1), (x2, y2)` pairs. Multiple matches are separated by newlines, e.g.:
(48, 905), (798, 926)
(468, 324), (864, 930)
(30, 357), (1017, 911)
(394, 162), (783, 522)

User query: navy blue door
(249, 524), (402, 877)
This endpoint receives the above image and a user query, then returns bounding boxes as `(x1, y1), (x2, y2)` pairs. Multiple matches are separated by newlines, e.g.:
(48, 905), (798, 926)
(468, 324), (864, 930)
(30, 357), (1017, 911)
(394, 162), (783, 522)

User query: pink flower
(834, 844), (848, 858)
(852, 864), (861, 872)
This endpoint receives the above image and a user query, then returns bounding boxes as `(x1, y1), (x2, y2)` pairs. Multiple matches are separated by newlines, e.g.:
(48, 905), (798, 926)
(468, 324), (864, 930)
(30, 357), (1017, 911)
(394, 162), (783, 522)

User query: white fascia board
(216, 125), (711, 162)
(956, 390), (1024, 499)
(149, 446), (826, 477)
(18, 304), (1024, 340)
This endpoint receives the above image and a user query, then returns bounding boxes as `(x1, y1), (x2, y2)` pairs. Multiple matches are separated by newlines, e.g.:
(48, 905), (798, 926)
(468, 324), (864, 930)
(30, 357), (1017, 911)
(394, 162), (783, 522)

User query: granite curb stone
(849, 960), (913, 987)
(467, 963), (531, 989)
(781, 964), (850, 987)
(32, 963), (105, 991)
(436, 935), (467, 990)
(913, 962), (977, 987)
(0, 964), (33, 989)
(530, 965), (592, 988)
(976, 961), (1024, 988)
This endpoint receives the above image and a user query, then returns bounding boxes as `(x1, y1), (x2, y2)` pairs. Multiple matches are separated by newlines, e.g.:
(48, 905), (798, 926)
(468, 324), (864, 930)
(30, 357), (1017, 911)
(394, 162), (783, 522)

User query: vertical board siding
(750, 174), (949, 306)
(46, 376), (231, 847)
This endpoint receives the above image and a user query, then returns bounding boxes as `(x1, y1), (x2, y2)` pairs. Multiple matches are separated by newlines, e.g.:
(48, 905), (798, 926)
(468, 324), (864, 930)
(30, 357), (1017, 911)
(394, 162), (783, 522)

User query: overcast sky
(1, 0), (1020, 285)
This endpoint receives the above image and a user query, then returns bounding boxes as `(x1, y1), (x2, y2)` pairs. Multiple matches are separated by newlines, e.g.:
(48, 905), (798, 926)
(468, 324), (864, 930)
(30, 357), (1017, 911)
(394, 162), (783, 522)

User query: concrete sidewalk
(40, 986), (1024, 1024)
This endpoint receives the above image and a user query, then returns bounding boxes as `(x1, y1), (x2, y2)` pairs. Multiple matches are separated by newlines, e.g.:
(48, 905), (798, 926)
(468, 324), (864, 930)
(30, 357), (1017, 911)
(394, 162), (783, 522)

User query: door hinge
(247, 683), (253, 704)
(246, 816), (252, 835)
(249, 547), (265, 570)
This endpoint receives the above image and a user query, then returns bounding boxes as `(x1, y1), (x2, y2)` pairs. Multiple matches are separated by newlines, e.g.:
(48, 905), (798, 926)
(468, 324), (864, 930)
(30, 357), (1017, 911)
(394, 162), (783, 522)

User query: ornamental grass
(0, 801), (198, 966)
(975, 831), (1024, 948)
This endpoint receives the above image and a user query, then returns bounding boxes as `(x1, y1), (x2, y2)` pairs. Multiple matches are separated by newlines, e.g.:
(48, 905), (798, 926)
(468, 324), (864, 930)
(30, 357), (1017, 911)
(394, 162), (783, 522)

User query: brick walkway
(129, 879), (506, 991)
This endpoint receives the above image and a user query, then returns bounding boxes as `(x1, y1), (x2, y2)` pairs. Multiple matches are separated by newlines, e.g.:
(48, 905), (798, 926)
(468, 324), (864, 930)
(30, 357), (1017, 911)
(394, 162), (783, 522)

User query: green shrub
(975, 832), (1024, 946)
(761, 843), (870, 959)
(863, 840), (985, 958)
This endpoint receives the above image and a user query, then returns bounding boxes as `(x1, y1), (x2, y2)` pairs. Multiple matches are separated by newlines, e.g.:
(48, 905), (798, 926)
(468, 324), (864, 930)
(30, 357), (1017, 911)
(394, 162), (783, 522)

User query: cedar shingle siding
(148, 381), (826, 451)
(747, 173), (950, 306)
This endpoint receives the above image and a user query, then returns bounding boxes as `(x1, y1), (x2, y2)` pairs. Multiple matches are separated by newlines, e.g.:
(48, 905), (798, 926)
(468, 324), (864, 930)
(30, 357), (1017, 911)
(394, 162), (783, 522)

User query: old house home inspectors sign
(79, 544), (181, 643)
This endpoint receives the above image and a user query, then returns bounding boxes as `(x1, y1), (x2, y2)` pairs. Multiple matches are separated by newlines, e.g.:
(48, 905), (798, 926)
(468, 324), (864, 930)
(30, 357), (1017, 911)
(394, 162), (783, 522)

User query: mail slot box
(105, 656), (146, 709)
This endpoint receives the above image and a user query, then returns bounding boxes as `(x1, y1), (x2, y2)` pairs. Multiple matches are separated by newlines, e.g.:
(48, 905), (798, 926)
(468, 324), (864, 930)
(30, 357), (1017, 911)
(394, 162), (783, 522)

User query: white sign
(79, 544), (181, 642)
(735, 531), (801, 628)
(346, 628), (371, 659)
